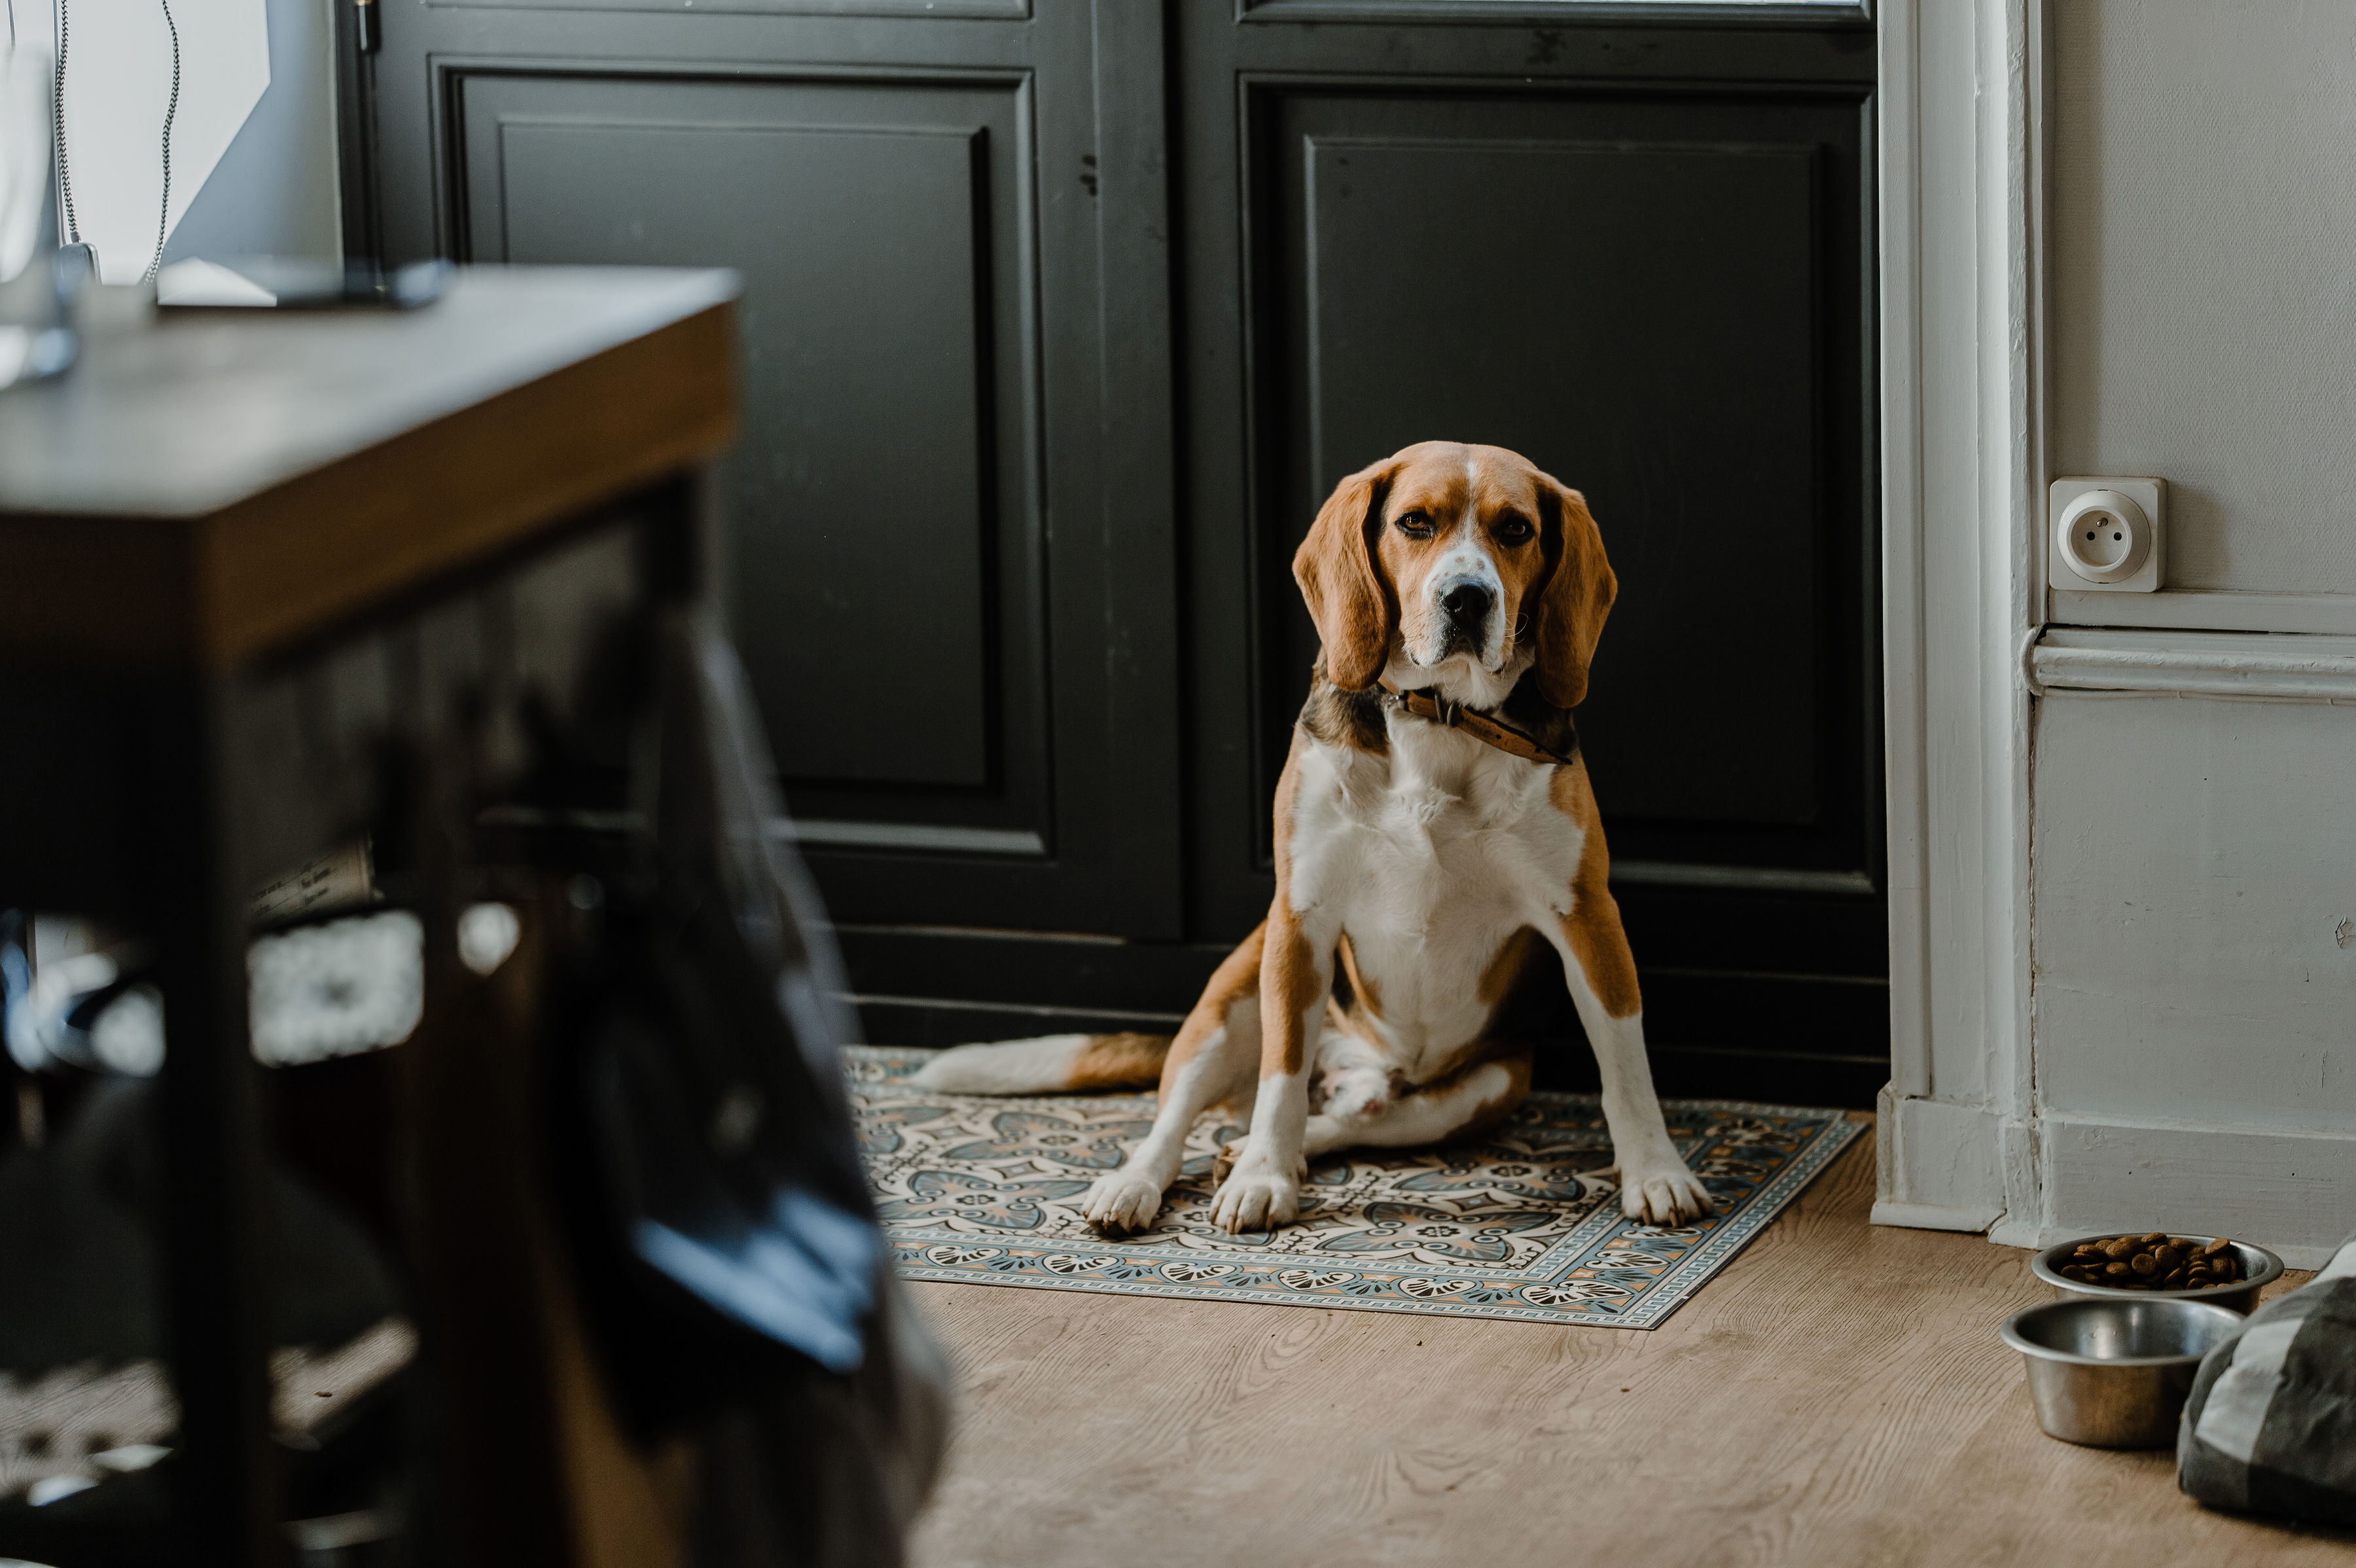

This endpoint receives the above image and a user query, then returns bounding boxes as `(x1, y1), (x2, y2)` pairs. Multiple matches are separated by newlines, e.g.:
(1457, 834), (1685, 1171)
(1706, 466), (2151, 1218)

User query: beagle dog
(913, 441), (1709, 1235)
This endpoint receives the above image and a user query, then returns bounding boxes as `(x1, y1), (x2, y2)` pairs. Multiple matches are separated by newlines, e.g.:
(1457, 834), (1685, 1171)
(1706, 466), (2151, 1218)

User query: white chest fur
(1285, 712), (1584, 1082)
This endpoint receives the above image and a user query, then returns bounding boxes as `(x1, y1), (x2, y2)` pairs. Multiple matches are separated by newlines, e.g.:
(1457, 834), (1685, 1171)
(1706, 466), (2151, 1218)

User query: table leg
(143, 677), (282, 1567)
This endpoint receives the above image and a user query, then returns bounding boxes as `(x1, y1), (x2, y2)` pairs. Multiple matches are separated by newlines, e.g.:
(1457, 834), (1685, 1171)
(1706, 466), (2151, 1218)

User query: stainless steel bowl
(2001, 1297), (2245, 1448)
(2031, 1234), (2284, 1315)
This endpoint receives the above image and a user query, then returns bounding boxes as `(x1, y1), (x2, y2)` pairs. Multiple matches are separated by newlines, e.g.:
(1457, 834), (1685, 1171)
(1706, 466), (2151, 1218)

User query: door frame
(1872, 0), (2042, 1236)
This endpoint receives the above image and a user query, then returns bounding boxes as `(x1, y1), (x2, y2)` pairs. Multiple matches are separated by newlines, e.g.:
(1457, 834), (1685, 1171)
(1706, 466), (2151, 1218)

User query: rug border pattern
(850, 1045), (1863, 1330)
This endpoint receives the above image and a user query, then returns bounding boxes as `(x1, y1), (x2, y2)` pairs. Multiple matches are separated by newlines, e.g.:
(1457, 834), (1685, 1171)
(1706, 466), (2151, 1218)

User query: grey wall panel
(1299, 135), (1821, 827)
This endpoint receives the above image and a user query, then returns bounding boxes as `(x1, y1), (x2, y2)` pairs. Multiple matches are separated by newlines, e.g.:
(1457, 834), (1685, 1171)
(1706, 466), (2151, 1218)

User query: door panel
(1177, 10), (1885, 1093)
(1206, 62), (1878, 921)
(466, 79), (1025, 798)
(370, 5), (1185, 935)
(1293, 130), (1822, 830)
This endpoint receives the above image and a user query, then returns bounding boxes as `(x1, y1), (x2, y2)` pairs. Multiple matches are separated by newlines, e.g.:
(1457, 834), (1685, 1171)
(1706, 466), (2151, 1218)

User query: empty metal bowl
(2001, 1297), (2245, 1448)
(2031, 1234), (2284, 1315)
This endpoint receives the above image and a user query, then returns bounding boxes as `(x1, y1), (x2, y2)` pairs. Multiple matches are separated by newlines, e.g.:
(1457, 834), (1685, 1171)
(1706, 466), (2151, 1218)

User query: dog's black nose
(1441, 582), (1493, 631)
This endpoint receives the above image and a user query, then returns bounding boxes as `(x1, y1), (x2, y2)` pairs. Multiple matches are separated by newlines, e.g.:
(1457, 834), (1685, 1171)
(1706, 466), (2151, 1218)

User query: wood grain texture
(904, 1121), (2348, 1568)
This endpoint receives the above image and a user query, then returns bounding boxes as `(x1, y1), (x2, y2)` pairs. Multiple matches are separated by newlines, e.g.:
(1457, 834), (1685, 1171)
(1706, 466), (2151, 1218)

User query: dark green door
(1171, 7), (1884, 1100)
(359, 0), (1887, 1103)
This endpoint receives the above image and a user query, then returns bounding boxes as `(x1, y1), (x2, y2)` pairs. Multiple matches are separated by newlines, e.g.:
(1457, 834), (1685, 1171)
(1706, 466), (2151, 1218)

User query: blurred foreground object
(405, 613), (948, 1568)
(0, 1076), (414, 1560)
(3, 855), (418, 1078)
(0, 46), (79, 388)
(0, 260), (938, 1568)
(0, 266), (760, 1566)
(571, 612), (948, 1558)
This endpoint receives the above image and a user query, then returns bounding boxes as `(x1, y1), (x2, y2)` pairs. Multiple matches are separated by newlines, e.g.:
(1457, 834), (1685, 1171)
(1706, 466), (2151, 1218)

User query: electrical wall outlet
(2050, 476), (2166, 593)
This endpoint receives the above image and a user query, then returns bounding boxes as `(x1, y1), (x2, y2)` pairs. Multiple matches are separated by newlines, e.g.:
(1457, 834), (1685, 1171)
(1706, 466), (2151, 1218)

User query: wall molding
(427, 0), (1028, 14)
(473, 807), (1056, 859)
(1872, 1200), (2005, 1233)
(2053, 588), (2356, 637)
(1875, 1090), (2007, 1225)
(2024, 1112), (2356, 1269)
(843, 991), (1187, 1027)
(787, 820), (1048, 857)
(1612, 861), (1877, 897)
(2033, 627), (2356, 703)
(1874, 0), (2039, 1228)
(1878, 0), (1929, 1100)
(1240, 0), (1871, 24)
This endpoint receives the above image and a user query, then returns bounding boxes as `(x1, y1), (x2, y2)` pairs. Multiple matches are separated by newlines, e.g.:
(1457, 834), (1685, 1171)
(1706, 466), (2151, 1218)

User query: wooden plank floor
(905, 1119), (2353, 1568)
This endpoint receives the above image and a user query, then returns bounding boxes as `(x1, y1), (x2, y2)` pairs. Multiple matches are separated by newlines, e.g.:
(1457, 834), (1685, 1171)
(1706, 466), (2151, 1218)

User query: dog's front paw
(1610, 1148), (1712, 1224)
(1208, 1166), (1299, 1234)
(1082, 1169), (1166, 1234)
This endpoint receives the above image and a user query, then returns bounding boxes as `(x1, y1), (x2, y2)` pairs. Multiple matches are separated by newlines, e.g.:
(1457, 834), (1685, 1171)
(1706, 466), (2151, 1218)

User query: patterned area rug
(849, 1046), (1861, 1328)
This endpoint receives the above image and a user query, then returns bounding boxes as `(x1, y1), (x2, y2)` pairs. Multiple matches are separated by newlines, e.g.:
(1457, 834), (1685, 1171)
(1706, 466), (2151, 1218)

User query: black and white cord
(145, 0), (179, 283)
(53, 0), (78, 245)
(49, 0), (184, 281)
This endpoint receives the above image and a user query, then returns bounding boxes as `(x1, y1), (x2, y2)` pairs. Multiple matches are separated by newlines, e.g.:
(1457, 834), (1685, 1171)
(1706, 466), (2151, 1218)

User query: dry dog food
(2057, 1233), (2243, 1292)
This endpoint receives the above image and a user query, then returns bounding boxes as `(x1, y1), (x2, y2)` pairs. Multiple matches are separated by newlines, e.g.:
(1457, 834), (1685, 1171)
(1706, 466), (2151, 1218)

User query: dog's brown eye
(1495, 513), (1533, 544)
(1393, 510), (1435, 538)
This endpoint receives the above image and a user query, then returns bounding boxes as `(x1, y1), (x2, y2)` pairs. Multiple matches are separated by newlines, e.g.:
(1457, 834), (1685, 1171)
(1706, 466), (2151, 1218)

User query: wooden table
(0, 266), (737, 1565)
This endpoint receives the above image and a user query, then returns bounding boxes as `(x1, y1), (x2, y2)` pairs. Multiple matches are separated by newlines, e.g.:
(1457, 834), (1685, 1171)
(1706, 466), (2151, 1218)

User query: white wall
(34, 0), (337, 281)
(162, 0), (341, 268)
(1879, 0), (2356, 1265)
(2035, 693), (2356, 1133)
(2051, 0), (2356, 596)
(2028, 0), (2356, 1260)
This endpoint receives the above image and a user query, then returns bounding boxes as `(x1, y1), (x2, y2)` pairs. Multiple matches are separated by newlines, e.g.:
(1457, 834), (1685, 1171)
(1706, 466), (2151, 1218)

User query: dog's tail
(906, 1031), (1171, 1095)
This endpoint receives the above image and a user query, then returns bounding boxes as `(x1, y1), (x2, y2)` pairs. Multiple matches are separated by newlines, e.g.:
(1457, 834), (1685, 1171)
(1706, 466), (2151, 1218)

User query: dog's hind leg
(1080, 923), (1264, 1234)
(1302, 1048), (1533, 1160)
(1213, 1047), (1531, 1185)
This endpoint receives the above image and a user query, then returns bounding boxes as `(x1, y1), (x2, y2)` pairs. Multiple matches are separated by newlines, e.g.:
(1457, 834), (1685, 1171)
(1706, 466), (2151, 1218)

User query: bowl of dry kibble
(2031, 1232), (2283, 1315)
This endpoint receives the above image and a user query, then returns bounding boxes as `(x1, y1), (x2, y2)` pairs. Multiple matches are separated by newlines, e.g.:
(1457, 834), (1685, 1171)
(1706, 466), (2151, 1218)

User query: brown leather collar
(1376, 678), (1576, 766)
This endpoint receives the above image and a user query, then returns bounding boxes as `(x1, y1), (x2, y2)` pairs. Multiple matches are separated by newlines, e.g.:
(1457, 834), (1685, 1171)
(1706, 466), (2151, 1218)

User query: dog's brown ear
(1293, 459), (1400, 690)
(1532, 478), (1616, 709)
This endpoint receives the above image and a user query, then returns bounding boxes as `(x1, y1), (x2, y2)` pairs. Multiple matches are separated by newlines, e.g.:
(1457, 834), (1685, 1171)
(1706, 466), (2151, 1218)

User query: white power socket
(2050, 476), (2166, 593)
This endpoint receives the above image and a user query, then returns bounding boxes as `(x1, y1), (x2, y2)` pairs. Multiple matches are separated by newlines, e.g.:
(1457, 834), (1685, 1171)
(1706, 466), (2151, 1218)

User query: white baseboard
(1874, 1093), (2007, 1220)
(1872, 1201), (2003, 1233)
(1988, 1217), (2044, 1251)
(2027, 1113), (2356, 1268)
